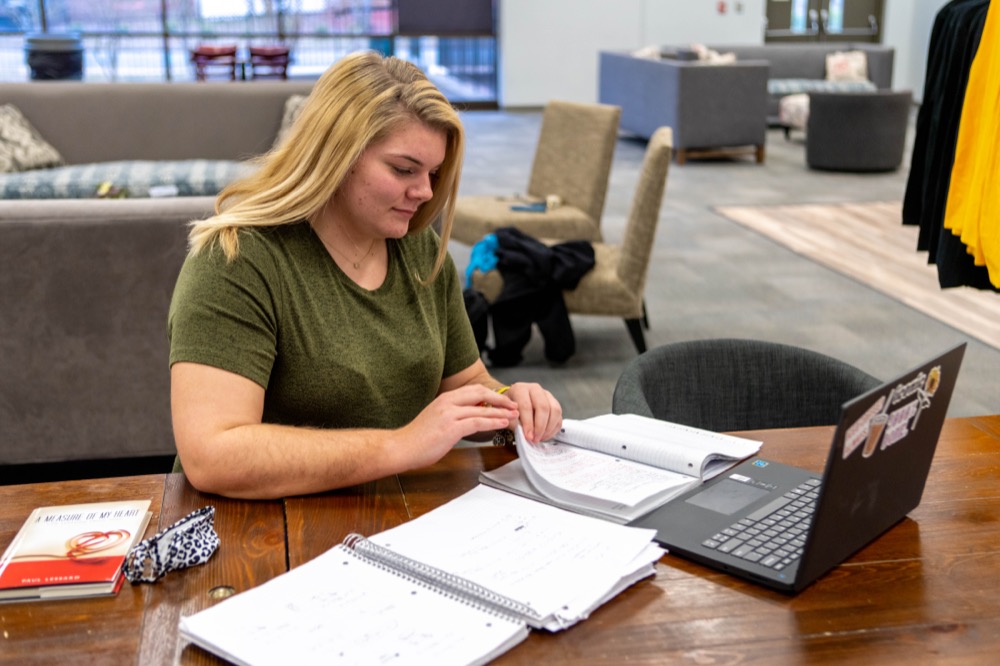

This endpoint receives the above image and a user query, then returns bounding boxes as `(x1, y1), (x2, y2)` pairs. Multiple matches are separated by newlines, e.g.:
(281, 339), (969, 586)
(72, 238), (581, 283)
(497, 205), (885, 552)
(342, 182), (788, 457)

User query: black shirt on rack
(901, 0), (995, 290)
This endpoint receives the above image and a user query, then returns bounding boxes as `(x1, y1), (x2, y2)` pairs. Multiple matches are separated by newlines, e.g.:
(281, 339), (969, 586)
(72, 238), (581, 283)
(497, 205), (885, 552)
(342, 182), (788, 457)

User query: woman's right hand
(395, 385), (518, 470)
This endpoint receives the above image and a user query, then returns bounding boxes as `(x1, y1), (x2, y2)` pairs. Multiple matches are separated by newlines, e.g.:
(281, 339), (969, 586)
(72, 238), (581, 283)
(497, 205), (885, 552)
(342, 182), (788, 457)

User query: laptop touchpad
(686, 480), (770, 515)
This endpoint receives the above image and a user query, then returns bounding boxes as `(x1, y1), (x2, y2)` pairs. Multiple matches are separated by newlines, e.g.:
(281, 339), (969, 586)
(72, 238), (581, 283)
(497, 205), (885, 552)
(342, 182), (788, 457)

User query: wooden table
(2, 415), (998, 665)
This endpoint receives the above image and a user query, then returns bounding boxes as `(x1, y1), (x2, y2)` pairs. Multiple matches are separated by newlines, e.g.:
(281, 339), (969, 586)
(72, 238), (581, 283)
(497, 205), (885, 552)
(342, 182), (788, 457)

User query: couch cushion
(0, 159), (251, 199)
(0, 104), (65, 173)
(690, 44), (737, 64)
(768, 79), (877, 96)
(826, 50), (868, 82)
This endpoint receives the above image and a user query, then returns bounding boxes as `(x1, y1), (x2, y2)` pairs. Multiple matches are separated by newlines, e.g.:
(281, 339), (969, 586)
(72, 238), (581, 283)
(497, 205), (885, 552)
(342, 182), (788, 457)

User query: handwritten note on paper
(522, 436), (692, 505)
(178, 545), (527, 666)
(369, 486), (659, 627)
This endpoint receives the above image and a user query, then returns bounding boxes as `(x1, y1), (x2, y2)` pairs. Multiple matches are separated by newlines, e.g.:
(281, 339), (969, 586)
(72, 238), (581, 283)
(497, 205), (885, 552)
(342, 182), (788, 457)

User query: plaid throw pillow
(0, 104), (65, 173)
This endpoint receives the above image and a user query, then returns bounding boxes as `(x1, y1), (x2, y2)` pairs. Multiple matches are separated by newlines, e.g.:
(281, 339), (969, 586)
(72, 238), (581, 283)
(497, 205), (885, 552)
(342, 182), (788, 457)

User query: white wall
(881, 0), (951, 103)
(641, 0), (767, 45)
(498, 0), (945, 108)
(497, 0), (765, 107)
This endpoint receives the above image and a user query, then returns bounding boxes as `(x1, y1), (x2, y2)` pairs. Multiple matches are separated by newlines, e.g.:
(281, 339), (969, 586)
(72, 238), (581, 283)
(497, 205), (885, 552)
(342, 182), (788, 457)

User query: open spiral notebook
(179, 485), (663, 666)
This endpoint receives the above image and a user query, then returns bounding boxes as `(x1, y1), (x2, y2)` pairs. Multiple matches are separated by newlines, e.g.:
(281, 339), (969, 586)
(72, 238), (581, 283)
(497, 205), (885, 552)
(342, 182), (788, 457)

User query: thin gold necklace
(327, 236), (378, 269)
(324, 222), (379, 270)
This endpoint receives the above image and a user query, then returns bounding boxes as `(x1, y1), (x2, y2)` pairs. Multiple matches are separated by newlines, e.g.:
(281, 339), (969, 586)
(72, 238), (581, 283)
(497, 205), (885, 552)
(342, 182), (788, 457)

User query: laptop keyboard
(701, 478), (821, 571)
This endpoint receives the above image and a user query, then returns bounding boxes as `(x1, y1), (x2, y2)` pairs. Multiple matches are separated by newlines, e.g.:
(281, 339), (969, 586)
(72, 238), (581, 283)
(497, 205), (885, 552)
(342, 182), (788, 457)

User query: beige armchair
(473, 127), (672, 354)
(450, 100), (620, 245)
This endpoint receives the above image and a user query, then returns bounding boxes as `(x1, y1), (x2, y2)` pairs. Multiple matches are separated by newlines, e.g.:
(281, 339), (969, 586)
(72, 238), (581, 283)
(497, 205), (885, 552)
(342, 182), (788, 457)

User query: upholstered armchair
(450, 100), (620, 245)
(472, 127), (673, 354)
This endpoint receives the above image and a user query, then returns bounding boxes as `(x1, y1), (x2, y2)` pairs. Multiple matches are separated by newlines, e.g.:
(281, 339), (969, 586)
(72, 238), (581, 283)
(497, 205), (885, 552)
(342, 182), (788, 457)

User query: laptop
(628, 343), (967, 593)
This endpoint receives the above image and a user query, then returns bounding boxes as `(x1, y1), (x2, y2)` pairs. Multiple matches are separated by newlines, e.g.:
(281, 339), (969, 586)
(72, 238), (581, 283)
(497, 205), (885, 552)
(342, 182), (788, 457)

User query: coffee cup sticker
(844, 395), (886, 458)
(863, 413), (888, 458)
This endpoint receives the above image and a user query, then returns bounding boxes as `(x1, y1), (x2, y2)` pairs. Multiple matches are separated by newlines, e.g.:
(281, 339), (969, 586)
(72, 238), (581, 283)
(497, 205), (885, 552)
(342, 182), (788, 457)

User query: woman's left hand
(504, 382), (562, 443)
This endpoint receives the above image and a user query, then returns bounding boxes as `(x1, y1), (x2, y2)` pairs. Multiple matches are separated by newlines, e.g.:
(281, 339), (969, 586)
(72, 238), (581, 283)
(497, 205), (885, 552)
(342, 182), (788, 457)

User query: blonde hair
(187, 50), (464, 281)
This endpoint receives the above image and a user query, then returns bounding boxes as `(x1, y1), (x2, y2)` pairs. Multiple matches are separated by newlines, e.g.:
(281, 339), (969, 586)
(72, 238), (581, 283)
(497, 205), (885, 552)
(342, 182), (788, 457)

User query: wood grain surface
(1, 416), (997, 665)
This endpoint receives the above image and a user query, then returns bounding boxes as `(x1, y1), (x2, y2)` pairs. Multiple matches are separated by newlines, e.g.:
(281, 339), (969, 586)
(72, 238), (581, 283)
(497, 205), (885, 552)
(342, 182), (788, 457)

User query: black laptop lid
(794, 342), (966, 589)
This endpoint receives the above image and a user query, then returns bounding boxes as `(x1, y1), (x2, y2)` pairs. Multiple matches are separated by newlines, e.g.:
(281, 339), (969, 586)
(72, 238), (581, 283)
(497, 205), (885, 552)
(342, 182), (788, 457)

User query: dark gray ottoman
(806, 90), (913, 172)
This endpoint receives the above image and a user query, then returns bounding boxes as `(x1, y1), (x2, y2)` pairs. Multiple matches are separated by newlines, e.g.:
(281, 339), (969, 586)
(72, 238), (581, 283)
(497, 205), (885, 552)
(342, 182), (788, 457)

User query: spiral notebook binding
(342, 533), (542, 625)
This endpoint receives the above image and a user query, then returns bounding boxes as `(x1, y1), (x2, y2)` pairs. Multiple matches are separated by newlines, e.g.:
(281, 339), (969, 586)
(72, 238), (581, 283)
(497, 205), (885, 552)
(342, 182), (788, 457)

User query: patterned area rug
(715, 201), (1000, 350)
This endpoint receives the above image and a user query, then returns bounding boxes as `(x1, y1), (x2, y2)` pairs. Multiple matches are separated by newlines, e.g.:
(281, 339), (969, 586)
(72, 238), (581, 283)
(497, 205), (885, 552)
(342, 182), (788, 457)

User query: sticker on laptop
(843, 365), (941, 460)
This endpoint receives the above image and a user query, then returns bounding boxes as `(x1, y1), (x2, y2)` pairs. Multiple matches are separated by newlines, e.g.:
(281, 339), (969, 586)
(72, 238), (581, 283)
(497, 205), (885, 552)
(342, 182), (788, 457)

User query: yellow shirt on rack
(943, 0), (1000, 287)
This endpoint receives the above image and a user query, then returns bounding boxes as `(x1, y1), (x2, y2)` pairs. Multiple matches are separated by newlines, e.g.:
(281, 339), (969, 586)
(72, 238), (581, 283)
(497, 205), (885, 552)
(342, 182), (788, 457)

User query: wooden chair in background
(249, 45), (291, 80)
(190, 44), (238, 81)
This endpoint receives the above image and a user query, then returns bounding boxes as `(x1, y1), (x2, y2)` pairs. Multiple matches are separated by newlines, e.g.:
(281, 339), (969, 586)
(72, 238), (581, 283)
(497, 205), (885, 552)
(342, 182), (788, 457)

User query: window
(0, 0), (497, 104)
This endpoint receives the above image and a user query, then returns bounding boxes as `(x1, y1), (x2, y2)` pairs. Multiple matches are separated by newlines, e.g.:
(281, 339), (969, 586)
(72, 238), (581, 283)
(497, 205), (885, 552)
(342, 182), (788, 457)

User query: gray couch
(599, 43), (895, 161)
(688, 43), (895, 120)
(0, 80), (314, 468)
(599, 51), (769, 164)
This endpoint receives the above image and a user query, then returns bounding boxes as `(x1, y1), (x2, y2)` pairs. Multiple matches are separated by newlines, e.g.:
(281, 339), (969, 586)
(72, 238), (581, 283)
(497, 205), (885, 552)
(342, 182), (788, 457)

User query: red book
(0, 499), (152, 602)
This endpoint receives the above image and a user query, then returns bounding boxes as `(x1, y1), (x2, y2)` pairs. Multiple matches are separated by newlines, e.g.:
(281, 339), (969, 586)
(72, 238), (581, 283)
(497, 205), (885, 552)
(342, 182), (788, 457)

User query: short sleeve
(167, 238), (280, 388)
(440, 250), (483, 378)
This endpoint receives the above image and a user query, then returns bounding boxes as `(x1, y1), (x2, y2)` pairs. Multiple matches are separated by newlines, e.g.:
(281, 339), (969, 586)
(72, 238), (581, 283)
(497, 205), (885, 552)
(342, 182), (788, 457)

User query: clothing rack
(902, 0), (998, 291)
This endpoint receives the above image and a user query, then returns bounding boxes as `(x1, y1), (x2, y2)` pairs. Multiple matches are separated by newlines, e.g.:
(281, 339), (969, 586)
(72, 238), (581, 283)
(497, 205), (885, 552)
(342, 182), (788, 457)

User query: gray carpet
(450, 109), (999, 420)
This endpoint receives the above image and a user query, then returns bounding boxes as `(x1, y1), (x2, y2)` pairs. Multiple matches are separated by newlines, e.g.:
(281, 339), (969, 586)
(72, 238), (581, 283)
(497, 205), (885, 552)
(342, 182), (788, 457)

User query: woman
(168, 51), (562, 499)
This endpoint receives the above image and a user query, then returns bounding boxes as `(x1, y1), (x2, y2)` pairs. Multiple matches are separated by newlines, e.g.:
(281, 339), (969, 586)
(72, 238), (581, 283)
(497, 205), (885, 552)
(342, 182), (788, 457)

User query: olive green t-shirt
(167, 223), (480, 430)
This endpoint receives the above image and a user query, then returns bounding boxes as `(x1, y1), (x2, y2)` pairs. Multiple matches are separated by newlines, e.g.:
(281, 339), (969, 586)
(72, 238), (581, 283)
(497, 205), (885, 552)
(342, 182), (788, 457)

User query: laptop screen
(795, 342), (967, 588)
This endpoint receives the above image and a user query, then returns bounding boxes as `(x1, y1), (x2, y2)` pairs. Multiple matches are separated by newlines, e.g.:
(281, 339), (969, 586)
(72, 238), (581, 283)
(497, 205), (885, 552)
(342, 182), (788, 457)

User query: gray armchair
(599, 51), (769, 164)
(612, 338), (881, 431)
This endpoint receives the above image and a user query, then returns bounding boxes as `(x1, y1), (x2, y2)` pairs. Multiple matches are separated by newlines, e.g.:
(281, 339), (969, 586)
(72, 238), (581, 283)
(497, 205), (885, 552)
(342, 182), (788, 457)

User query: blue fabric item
(466, 232), (499, 287)
(0, 159), (251, 199)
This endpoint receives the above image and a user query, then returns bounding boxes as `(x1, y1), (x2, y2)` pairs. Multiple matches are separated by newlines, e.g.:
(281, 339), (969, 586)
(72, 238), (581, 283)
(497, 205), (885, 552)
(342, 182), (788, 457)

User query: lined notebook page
(179, 544), (528, 666)
(370, 485), (661, 630)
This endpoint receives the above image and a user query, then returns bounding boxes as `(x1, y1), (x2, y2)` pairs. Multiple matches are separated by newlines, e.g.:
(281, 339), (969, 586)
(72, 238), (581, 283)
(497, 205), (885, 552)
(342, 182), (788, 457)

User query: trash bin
(24, 33), (84, 80)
